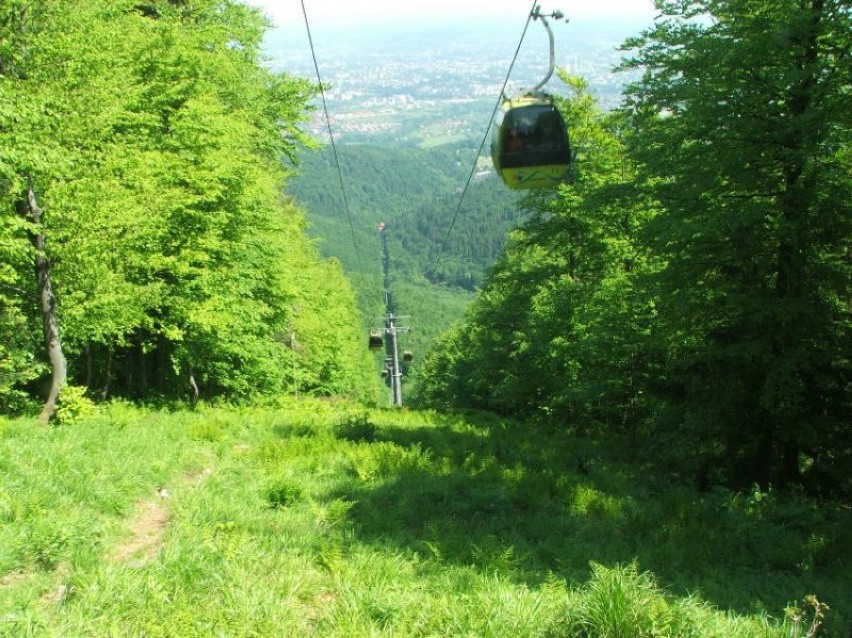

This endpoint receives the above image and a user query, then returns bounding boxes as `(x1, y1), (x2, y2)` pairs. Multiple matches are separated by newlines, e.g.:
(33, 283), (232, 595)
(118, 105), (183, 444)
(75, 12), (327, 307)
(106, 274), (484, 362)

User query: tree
(0, 0), (81, 421)
(620, 0), (851, 488)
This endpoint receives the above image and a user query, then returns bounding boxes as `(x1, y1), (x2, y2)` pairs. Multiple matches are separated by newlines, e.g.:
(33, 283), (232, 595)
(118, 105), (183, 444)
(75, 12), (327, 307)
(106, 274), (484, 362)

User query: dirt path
(110, 467), (214, 566)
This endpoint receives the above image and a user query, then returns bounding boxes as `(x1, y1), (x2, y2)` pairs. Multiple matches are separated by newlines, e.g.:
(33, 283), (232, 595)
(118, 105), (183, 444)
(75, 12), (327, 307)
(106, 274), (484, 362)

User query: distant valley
(264, 19), (644, 147)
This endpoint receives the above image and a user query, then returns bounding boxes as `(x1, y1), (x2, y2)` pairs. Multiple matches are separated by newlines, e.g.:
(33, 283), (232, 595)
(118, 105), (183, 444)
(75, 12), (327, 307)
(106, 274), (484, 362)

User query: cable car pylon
(384, 311), (410, 407)
(368, 223), (412, 407)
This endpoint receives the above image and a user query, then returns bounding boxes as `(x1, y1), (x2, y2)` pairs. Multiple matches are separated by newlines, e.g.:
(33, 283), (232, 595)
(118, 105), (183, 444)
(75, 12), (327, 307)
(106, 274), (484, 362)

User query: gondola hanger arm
(529, 5), (568, 95)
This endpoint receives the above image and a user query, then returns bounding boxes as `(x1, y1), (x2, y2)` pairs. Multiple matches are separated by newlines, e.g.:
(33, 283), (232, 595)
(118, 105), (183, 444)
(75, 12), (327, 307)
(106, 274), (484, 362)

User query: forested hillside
(419, 1), (851, 495)
(0, 0), (378, 417)
(289, 144), (524, 290)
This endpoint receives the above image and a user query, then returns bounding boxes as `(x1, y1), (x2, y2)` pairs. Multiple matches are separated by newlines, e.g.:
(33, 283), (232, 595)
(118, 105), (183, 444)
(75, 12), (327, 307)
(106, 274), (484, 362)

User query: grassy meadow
(1, 401), (849, 637)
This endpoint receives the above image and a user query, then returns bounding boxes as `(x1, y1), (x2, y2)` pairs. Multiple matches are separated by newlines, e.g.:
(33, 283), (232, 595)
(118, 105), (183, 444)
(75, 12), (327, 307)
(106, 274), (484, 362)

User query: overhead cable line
(428, 0), (538, 278)
(300, 0), (362, 269)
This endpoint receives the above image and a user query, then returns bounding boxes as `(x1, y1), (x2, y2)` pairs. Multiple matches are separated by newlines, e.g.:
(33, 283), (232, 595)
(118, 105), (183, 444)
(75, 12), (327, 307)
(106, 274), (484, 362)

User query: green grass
(0, 400), (848, 636)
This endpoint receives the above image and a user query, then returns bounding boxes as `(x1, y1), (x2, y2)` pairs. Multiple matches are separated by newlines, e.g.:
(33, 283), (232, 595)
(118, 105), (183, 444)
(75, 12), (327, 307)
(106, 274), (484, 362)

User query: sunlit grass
(0, 400), (848, 636)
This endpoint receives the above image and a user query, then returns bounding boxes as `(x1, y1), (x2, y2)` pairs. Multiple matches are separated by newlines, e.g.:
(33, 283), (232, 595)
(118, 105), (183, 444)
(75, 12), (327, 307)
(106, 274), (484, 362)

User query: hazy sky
(243, 0), (657, 30)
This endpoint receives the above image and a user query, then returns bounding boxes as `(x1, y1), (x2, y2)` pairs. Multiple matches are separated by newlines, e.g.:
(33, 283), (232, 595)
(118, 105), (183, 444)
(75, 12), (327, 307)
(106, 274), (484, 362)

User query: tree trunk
(100, 345), (112, 401)
(18, 184), (67, 424)
(84, 343), (93, 389)
(767, 0), (823, 485)
(188, 365), (199, 409)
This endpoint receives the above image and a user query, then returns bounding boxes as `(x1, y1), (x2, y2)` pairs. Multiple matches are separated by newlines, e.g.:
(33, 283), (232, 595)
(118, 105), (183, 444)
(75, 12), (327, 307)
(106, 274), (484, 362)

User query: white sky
(244, 0), (657, 30)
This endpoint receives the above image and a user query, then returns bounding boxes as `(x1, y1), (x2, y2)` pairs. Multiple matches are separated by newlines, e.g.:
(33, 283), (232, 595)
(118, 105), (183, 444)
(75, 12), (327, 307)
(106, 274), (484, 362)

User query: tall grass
(0, 399), (848, 636)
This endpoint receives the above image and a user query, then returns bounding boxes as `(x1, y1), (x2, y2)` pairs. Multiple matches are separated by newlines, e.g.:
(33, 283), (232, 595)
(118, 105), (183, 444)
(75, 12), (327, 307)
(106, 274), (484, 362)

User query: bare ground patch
(1, 565), (73, 607)
(110, 497), (170, 565)
(0, 570), (33, 589)
(110, 467), (214, 566)
(185, 466), (214, 483)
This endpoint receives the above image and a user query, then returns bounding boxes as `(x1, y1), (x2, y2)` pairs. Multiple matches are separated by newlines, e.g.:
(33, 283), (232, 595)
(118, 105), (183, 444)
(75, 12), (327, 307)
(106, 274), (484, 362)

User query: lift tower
(384, 312), (409, 407)
(369, 223), (412, 407)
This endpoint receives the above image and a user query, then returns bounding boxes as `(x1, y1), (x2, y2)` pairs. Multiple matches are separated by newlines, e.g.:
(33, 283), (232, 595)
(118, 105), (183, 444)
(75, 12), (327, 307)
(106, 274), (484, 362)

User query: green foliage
(565, 563), (691, 638)
(0, 308), (39, 413)
(617, 0), (851, 489)
(290, 142), (508, 404)
(333, 411), (379, 442)
(418, 74), (657, 427)
(265, 481), (304, 509)
(290, 143), (524, 291)
(785, 595), (831, 638)
(0, 0), (374, 409)
(53, 385), (96, 426)
(419, 1), (850, 495)
(290, 144), (465, 226)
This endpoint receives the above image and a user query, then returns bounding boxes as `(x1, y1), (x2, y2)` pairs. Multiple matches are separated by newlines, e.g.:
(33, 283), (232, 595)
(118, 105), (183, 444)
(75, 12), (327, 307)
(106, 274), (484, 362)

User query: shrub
(265, 481), (304, 509)
(54, 385), (96, 426)
(566, 562), (699, 638)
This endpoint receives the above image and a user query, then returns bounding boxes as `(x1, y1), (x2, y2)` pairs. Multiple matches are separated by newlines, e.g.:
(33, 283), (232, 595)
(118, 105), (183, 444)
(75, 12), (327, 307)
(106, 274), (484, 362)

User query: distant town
(263, 19), (645, 147)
